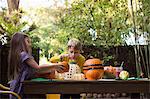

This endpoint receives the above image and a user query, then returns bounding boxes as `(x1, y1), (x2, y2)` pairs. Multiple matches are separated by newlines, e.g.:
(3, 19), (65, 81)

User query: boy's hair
(67, 38), (82, 51)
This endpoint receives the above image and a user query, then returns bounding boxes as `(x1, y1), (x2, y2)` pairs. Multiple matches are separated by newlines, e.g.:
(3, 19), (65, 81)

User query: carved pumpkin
(83, 68), (89, 75)
(85, 69), (104, 80)
(83, 58), (104, 80)
(83, 58), (103, 67)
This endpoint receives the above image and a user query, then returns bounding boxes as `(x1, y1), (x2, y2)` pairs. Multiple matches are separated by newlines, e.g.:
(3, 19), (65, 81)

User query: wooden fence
(82, 45), (150, 78)
(0, 45), (39, 85)
(0, 45), (150, 85)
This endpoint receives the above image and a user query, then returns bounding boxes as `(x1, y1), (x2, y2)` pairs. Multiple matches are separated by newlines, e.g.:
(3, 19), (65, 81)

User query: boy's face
(68, 46), (80, 60)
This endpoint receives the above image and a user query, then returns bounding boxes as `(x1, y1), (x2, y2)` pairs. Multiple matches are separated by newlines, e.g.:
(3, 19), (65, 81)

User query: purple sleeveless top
(9, 51), (36, 99)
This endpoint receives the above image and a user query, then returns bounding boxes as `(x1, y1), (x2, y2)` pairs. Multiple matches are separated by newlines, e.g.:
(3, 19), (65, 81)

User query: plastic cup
(115, 67), (123, 79)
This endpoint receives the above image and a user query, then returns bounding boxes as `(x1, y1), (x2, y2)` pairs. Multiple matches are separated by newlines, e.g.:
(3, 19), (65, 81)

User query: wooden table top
(23, 78), (150, 94)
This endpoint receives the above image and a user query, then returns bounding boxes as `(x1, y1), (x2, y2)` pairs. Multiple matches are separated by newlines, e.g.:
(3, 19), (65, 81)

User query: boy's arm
(77, 55), (86, 68)
(50, 53), (69, 63)
(49, 56), (61, 63)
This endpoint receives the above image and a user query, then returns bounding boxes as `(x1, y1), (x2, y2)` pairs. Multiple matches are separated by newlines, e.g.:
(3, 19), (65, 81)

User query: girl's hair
(8, 32), (31, 80)
(67, 38), (82, 51)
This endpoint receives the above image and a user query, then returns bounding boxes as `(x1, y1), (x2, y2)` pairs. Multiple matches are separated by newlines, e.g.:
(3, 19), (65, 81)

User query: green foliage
(58, 0), (131, 46)
(24, 7), (70, 58)
(140, 0), (150, 38)
(13, 0), (149, 61)
(103, 55), (114, 63)
(125, 0), (150, 78)
(0, 10), (27, 38)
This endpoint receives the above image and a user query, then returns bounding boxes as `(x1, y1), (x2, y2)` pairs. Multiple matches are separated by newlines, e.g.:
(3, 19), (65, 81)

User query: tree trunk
(7, 0), (20, 14)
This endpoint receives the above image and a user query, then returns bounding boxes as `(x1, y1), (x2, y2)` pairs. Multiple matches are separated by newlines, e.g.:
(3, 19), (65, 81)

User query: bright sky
(0, 0), (65, 10)
(0, 0), (148, 45)
(0, 0), (7, 9)
(20, 0), (65, 9)
(20, 0), (54, 8)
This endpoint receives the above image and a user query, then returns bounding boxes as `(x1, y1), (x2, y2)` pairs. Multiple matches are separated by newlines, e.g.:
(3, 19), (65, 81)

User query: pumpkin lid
(83, 58), (103, 67)
(83, 66), (104, 70)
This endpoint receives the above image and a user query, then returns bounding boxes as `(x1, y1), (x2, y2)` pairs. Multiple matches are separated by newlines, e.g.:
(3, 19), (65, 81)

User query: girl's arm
(25, 58), (64, 73)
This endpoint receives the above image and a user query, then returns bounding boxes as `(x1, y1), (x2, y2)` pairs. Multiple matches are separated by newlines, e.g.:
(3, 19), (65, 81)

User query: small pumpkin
(72, 73), (85, 80)
(58, 61), (69, 73)
(35, 61), (69, 79)
(103, 66), (116, 79)
(104, 66), (116, 75)
(35, 70), (56, 79)
(119, 70), (129, 80)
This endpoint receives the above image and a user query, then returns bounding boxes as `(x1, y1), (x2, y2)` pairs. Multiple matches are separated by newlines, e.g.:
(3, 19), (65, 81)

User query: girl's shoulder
(20, 51), (33, 62)
(21, 51), (28, 55)
(20, 51), (31, 58)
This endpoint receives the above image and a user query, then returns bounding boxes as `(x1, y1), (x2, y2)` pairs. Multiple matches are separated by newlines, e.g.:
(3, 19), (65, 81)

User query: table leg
(61, 94), (80, 99)
(131, 93), (140, 99)
(46, 94), (60, 99)
(24, 94), (46, 99)
(144, 93), (150, 99)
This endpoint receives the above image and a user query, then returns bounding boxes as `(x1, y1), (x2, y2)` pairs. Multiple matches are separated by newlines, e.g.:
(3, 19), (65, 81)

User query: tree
(7, 0), (20, 14)
(0, 0), (28, 45)
(129, 0), (150, 78)
(25, 7), (67, 58)
(58, 0), (130, 46)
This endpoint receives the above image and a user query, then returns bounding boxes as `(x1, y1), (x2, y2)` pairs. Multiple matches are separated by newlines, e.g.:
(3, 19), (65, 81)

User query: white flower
(0, 33), (7, 45)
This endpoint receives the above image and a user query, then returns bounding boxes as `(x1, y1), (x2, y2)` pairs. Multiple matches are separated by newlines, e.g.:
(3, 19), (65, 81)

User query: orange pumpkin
(83, 58), (103, 67)
(58, 61), (69, 73)
(103, 66), (116, 78)
(104, 66), (116, 75)
(35, 61), (69, 79)
(83, 68), (89, 75)
(86, 69), (104, 80)
(35, 70), (56, 79)
(83, 58), (104, 79)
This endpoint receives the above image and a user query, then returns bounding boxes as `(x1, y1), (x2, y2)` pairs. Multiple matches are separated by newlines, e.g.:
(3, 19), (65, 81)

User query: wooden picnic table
(23, 78), (150, 99)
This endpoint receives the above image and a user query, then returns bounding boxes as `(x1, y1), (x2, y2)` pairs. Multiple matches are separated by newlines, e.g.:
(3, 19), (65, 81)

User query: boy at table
(50, 38), (85, 69)
(49, 38), (86, 99)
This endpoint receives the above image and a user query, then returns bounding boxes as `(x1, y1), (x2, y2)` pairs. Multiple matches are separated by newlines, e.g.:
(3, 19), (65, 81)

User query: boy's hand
(61, 54), (69, 58)
(60, 54), (69, 61)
